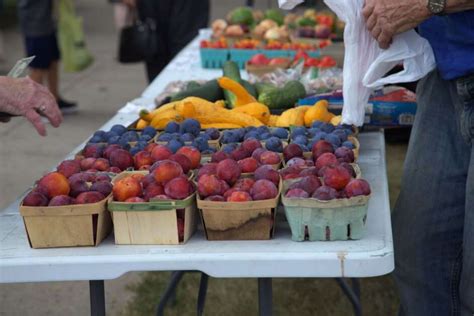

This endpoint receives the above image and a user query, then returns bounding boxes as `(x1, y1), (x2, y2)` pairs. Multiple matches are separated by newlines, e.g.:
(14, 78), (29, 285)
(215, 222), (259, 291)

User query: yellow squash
(201, 123), (242, 129)
(276, 106), (310, 127)
(217, 77), (256, 106)
(150, 109), (183, 129)
(231, 102), (270, 124)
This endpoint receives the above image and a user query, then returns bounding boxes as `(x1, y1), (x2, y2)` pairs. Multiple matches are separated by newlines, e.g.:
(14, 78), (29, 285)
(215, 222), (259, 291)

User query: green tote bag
(58, 0), (94, 72)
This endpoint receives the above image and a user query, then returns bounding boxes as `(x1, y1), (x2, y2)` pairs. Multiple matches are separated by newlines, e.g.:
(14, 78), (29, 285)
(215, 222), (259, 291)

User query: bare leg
(29, 68), (46, 86)
(46, 61), (59, 99)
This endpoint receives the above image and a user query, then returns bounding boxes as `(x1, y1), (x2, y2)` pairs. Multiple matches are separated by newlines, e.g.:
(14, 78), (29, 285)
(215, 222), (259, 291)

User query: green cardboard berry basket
(281, 181), (370, 241)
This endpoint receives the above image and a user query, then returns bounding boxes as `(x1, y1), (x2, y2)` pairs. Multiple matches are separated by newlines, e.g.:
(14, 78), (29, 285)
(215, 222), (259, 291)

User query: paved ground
(0, 1), (285, 315)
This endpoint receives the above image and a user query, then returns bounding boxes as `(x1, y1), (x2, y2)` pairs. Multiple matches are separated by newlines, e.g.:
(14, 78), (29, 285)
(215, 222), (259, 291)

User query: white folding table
(0, 31), (394, 316)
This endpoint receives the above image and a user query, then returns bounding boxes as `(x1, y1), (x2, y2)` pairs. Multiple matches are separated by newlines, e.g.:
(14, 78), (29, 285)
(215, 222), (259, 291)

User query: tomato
(316, 15), (334, 28)
(293, 50), (309, 62)
(304, 58), (320, 67)
(318, 56), (336, 67)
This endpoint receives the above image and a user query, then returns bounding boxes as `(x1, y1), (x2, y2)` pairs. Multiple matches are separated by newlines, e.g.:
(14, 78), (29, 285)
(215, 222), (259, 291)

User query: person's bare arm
(363, 0), (474, 49)
(0, 76), (62, 136)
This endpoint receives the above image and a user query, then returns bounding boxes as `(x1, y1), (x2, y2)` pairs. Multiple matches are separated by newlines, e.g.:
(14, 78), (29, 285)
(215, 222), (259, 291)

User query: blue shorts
(24, 32), (60, 69)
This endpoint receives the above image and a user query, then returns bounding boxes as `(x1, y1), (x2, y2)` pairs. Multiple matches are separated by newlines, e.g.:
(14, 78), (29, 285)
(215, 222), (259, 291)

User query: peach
(125, 197), (146, 203)
(283, 173), (301, 180)
(48, 195), (74, 206)
(57, 160), (81, 178)
(68, 172), (95, 183)
(223, 188), (241, 199)
(143, 182), (165, 201)
(312, 186), (338, 200)
(108, 166), (122, 173)
(76, 191), (105, 204)
(131, 174), (145, 182)
(340, 162), (356, 178)
(250, 179), (278, 200)
(151, 145), (173, 162)
(241, 138), (262, 153)
(151, 194), (171, 200)
(335, 147), (355, 163)
(251, 148), (266, 162)
(164, 176), (194, 199)
(233, 178), (255, 192)
(86, 169), (99, 173)
(289, 175), (322, 194)
(169, 154), (192, 174)
(83, 144), (104, 158)
(176, 146), (201, 169)
(141, 173), (157, 189)
(134, 151), (154, 170)
(227, 191), (253, 202)
(90, 181), (113, 196)
(95, 173), (111, 182)
(259, 151), (281, 165)
(151, 160), (183, 183)
(238, 157), (259, 173)
(197, 174), (222, 198)
(113, 176), (142, 202)
(279, 166), (302, 178)
(286, 157), (306, 168)
(283, 143), (304, 162)
(139, 165), (151, 171)
(315, 153), (338, 170)
(254, 165), (280, 186)
(211, 151), (231, 163)
(23, 191), (49, 206)
(312, 140), (334, 159)
(231, 148), (251, 161)
(103, 144), (122, 159)
(219, 180), (230, 195)
(92, 158), (110, 172)
(80, 157), (96, 171)
(110, 149), (134, 171)
(37, 172), (70, 198)
(205, 195), (225, 201)
(344, 179), (371, 197)
(285, 188), (309, 198)
(323, 165), (351, 190)
(177, 217), (185, 241)
(216, 159), (241, 185)
(69, 179), (90, 198)
(196, 163), (217, 180)
(299, 167), (318, 177)
(145, 143), (158, 153)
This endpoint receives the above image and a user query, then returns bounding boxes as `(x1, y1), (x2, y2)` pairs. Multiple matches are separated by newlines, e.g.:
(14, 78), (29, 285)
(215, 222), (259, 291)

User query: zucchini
(254, 82), (276, 96)
(222, 61), (241, 107)
(241, 80), (257, 98)
(170, 79), (223, 102)
(257, 80), (306, 109)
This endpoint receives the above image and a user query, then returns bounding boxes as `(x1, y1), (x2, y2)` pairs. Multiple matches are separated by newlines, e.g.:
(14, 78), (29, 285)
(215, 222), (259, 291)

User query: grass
(123, 136), (408, 316)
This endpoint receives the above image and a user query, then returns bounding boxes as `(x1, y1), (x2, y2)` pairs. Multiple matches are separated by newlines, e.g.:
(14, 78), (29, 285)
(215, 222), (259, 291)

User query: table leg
(258, 278), (273, 316)
(335, 278), (361, 316)
(156, 271), (185, 316)
(197, 273), (209, 316)
(89, 280), (106, 316)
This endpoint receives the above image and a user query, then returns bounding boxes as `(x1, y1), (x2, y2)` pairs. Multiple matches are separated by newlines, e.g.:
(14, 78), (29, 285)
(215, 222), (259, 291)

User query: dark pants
(393, 70), (474, 315)
(137, 0), (209, 82)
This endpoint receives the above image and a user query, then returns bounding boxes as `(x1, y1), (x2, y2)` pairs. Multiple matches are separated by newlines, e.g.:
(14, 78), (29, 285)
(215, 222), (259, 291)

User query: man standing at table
(363, 0), (474, 315)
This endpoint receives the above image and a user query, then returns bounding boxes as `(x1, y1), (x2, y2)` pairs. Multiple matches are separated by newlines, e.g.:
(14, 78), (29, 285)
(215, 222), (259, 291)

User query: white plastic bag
(321, 0), (436, 126)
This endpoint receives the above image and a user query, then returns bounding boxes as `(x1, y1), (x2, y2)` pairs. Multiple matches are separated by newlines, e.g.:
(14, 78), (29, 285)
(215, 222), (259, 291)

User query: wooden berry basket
(245, 60), (291, 77)
(108, 172), (197, 245)
(196, 179), (282, 241)
(281, 181), (370, 241)
(19, 193), (112, 249)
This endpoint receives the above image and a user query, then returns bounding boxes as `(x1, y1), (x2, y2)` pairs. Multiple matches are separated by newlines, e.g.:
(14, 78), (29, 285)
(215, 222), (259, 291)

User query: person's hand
(122, 0), (136, 8)
(363, 0), (432, 49)
(0, 76), (62, 136)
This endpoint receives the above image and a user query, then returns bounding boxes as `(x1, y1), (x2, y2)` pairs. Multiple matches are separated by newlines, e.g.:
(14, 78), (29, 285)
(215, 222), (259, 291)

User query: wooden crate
(19, 195), (112, 249)
(108, 172), (197, 245)
(196, 179), (281, 241)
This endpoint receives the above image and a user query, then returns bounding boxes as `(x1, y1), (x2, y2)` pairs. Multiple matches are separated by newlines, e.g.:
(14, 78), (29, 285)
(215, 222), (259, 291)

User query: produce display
(200, 7), (343, 68)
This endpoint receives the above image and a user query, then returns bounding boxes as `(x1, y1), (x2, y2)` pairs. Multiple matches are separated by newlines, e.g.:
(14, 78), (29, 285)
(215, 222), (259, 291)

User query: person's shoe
(57, 98), (78, 114)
